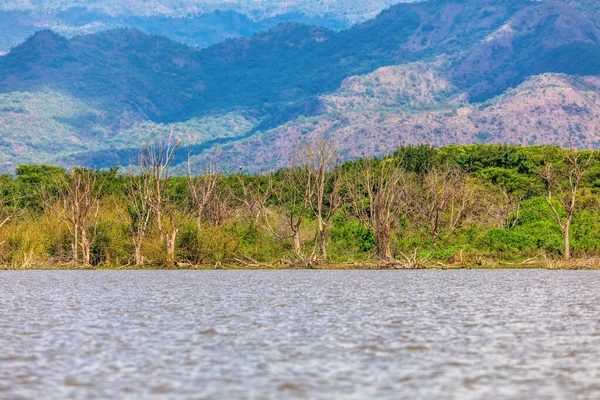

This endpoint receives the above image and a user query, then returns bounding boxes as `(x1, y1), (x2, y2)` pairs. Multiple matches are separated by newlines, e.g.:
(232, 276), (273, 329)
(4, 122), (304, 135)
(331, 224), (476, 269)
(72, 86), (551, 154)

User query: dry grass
(543, 256), (600, 270)
(4, 254), (600, 270)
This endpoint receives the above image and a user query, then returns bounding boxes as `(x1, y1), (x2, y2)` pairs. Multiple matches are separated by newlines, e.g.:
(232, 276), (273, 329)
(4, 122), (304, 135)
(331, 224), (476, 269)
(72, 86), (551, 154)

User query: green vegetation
(0, 88), (258, 171)
(2, 143), (600, 270)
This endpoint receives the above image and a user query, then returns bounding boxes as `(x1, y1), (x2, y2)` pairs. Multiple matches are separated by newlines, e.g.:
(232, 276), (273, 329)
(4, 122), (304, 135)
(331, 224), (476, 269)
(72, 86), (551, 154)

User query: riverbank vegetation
(2, 140), (600, 269)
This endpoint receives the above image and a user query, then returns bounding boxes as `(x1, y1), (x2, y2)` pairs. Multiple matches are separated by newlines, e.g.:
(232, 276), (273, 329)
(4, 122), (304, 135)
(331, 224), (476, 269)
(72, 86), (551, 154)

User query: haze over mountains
(0, 0), (411, 52)
(1, 0), (600, 173)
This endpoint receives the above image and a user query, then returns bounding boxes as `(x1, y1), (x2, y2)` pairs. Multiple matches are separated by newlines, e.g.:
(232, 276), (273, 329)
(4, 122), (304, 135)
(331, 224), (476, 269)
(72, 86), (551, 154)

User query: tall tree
(0, 176), (26, 247)
(346, 157), (412, 261)
(539, 149), (593, 261)
(188, 147), (232, 228)
(265, 169), (311, 262)
(415, 166), (476, 241)
(119, 167), (154, 267)
(137, 135), (181, 267)
(42, 168), (102, 265)
(292, 139), (342, 262)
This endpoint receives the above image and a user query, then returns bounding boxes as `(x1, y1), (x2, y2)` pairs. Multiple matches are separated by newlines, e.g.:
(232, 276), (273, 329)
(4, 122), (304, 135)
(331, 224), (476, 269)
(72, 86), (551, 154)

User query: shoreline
(1, 261), (598, 271)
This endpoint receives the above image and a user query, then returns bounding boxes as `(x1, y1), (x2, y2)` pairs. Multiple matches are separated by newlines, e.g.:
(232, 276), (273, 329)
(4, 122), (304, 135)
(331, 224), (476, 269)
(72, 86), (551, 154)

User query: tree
(414, 166), (476, 241)
(346, 157), (412, 261)
(476, 167), (535, 229)
(265, 169), (311, 262)
(42, 168), (102, 265)
(137, 135), (181, 267)
(234, 174), (271, 225)
(188, 147), (232, 228)
(539, 149), (593, 261)
(119, 167), (154, 267)
(292, 139), (342, 262)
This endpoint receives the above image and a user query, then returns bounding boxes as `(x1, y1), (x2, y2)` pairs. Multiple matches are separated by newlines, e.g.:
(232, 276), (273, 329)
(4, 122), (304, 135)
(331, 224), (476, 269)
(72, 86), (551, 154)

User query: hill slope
(2, 0), (600, 173)
(1, 0), (530, 120)
(187, 71), (600, 173)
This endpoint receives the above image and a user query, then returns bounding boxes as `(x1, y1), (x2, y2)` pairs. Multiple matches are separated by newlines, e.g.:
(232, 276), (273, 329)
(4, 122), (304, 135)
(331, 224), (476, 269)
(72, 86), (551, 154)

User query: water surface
(1, 270), (600, 399)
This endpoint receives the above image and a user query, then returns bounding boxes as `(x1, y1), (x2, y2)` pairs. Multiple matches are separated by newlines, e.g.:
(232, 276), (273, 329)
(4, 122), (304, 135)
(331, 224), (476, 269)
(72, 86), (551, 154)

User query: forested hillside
(2, 0), (600, 173)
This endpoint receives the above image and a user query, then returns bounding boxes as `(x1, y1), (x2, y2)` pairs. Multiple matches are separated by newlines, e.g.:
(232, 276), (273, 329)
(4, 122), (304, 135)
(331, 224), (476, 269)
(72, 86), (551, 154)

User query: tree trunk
(81, 229), (91, 265)
(165, 229), (178, 267)
(134, 242), (144, 267)
(73, 223), (79, 263)
(82, 244), (91, 265)
(564, 221), (571, 261)
(318, 229), (327, 261)
(316, 219), (327, 261)
(377, 230), (393, 261)
(293, 230), (303, 259)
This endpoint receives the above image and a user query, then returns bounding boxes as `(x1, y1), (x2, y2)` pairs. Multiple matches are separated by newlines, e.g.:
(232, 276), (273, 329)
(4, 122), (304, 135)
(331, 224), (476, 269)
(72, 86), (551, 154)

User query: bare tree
(42, 168), (102, 265)
(137, 134), (181, 267)
(346, 157), (412, 261)
(118, 167), (154, 267)
(292, 139), (342, 262)
(188, 148), (232, 228)
(485, 187), (526, 229)
(264, 169), (311, 262)
(539, 149), (593, 261)
(415, 166), (476, 241)
(235, 174), (271, 224)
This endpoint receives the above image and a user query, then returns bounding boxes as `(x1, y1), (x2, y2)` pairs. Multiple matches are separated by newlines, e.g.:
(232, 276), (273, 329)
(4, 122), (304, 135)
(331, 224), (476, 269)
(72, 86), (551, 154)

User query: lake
(1, 270), (599, 399)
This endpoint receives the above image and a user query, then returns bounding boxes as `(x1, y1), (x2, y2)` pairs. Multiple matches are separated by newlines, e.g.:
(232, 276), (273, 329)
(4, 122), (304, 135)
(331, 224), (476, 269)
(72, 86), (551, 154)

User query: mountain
(1, 0), (529, 119)
(2, 0), (600, 173)
(0, 1), (414, 53)
(0, 8), (349, 53)
(1, 0), (409, 22)
(450, 0), (600, 100)
(210, 72), (600, 173)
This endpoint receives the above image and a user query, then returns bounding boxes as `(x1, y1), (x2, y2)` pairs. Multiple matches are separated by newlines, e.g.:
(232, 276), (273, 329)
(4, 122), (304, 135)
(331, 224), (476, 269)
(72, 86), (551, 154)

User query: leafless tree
(264, 168), (311, 262)
(188, 147), (233, 228)
(346, 157), (413, 261)
(118, 166), (154, 267)
(485, 187), (526, 229)
(415, 166), (476, 241)
(137, 134), (181, 267)
(42, 168), (102, 265)
(292, 139), (342, 262)
(235, 174), (271, 224)
(539, 149), (593, 261)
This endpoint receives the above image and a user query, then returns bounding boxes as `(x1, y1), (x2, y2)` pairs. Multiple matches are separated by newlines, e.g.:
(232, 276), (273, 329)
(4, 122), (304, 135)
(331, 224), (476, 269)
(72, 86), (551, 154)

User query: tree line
(1, 140), (600, 268)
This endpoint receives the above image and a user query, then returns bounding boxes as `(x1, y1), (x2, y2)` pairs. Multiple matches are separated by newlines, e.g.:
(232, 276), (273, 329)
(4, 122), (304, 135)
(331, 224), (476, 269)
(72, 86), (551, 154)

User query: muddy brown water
(1, 270), (600, 399)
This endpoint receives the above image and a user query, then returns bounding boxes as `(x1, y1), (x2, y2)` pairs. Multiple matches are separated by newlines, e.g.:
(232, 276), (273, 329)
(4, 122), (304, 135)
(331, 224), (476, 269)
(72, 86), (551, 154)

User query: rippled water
(1, 270), (600, 399)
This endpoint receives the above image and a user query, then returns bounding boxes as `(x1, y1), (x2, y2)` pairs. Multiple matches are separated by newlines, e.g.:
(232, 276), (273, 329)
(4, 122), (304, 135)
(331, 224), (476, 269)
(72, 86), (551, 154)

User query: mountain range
(2, 0), (406, 21)
(0, 0), (412, 52)
(2, 0), (600, 173)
